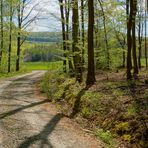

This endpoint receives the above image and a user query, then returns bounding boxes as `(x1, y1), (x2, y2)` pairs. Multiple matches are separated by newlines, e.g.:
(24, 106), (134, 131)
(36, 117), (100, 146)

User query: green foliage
(94, 129), (116, 147)
(81, 107), (93, 119)
(115, 122), (130, 133)
(23, 42), (62, 62)
(40, 68), (67, 100)
(122, 134), (132, 142)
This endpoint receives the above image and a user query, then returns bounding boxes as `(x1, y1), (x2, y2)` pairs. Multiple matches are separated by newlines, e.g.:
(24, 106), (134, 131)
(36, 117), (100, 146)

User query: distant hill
(26, 32), (62, 43)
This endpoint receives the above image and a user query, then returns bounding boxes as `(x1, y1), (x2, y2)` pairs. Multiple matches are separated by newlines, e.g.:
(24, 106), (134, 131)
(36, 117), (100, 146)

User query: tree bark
(132, 0), (138, 76)
(145, 2), (148, 68)
(86, 0), (96, 85)
(98, 0), (110, 70)
(0, 0), (3, 63)
(64, 0), (74, 74)
(126, 0), (132, 79)
(8, 1), (13, 73)
(59, 0), (67, 73)
(72, 0), (82, 83)
(81, 0), (85, 67)
(16, 2), (21, 71)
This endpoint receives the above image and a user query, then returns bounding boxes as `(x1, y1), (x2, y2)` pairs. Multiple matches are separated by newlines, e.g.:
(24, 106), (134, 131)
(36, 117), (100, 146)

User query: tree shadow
(60, 82), (76, 100)
(127, 80), (148, 146)
(0, 99), (49, 120)
(70, 86), (90, 118)
(18, 113), (64, 148)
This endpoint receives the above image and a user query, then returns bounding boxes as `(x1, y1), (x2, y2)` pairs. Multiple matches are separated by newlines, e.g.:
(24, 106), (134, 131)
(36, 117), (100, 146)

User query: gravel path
(0, 71), (102, 148)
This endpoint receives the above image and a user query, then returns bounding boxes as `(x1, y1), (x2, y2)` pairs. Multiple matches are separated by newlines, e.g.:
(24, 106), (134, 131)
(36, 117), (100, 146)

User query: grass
(22, 61), (62, 71)
(0, 70), (29, 79)
(0, 61), (63, 80)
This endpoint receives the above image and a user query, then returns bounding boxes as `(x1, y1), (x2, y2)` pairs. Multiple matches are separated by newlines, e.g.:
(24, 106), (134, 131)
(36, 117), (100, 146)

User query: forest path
(0, 71), (102, 148)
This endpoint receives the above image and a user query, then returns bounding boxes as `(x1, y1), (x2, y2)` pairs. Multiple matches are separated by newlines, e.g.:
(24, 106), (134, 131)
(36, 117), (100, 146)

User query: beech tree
(59, 0), (67, 73)
(126, 0), (133, 79)
(145, 0), (147, 68)
(0, 0), (3, 63)
(126, 0), (138, 79)
(72, 0), (82, 82)
(8, 0), (13, 73)
(86, 0), (96, 85)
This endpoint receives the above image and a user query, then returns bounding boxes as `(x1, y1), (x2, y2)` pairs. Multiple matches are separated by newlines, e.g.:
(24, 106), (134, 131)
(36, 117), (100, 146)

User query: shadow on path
(0, 99), (49, 120)
(18, 113), (64, 148)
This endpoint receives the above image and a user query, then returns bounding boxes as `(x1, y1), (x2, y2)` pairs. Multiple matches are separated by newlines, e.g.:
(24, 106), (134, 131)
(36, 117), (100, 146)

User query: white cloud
(25, 0), (61, 32)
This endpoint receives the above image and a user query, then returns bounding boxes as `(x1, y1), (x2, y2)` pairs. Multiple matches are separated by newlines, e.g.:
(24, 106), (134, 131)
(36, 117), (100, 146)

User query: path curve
(0, 71), (102, 148)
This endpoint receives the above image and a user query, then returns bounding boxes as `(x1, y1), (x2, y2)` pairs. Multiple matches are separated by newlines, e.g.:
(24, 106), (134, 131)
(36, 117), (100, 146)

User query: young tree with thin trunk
(81, 0), (85, 67)
(145, 0), (147, 68)
(8, 0), (13, 73)
(98, 0), (110, 70)
(86, 0), (96, 85)
(64, 0), (74, 74)
(0, 0), (3, 63)
(59, 0), (67, 73)
(132, 0), (138, 76)
(16, 0), (40, 71)
(126, 0), (132, 79)
(137, 4), (144, 69)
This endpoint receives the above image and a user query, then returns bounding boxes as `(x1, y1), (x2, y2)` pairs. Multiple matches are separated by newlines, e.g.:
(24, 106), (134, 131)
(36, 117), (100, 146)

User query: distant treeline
(24, 43), (62, 62)
(26, 32), (62, 43)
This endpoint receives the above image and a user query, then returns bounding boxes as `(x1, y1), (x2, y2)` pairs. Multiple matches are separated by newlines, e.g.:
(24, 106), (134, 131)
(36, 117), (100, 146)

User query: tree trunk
(98, 0), (110, 69)
(8, 2), (13, 73)
(138, 16), (143, 69)
(16, 33), (21, 71)
(65, 0), (74, 74)
(126, 0), (132, 79)
(59, 0), (67, 73)
(72, 0), (82, 83)
(132, 0), (138, 76)
(81, 0), (85, 67)
(0, 0), (3, 63)
(86, 0), (96, 85)
(145, 3), (148, 68)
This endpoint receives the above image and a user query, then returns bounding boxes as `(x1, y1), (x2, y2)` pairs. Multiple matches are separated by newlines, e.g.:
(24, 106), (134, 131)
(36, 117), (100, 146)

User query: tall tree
(132, 0), (138, 76)
(86, 0), (96, 85)
(0, 0), (3, 63)
(145, 0), (148, 68)
(59, 0), (67, 73)
(16, 0), (39, 71)
(98, 0), (110, 69)
(126, 0), (132, 79)
(137, 4), (144, 69)
(81, 0), (85, 67)
(72, 0), (82, 82)
(64, 0), (74, 74)
(8, 0), (13, 73)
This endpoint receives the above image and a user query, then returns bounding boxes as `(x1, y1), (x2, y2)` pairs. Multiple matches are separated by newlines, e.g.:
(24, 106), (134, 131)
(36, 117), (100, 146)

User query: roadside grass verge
(0, 70), (29, 79)
(0, 61), (63, 79)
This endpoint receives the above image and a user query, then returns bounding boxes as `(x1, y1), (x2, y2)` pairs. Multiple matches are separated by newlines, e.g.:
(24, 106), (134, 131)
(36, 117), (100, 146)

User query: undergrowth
(41, 70), (148, 148)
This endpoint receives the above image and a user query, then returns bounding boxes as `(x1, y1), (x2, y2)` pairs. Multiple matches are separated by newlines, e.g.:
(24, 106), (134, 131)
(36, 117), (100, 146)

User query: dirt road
(0, 71), (102, 148)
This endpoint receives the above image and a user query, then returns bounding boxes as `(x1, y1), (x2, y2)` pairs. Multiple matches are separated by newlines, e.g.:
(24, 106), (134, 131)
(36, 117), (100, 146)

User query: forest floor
(0, 71), (103, 148)
(42, 69), (148, 148)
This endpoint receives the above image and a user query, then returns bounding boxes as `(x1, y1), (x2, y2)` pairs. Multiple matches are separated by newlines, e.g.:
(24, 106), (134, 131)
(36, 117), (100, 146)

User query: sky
(26, 0), (61, 32)
(25, 0), (148, 33)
